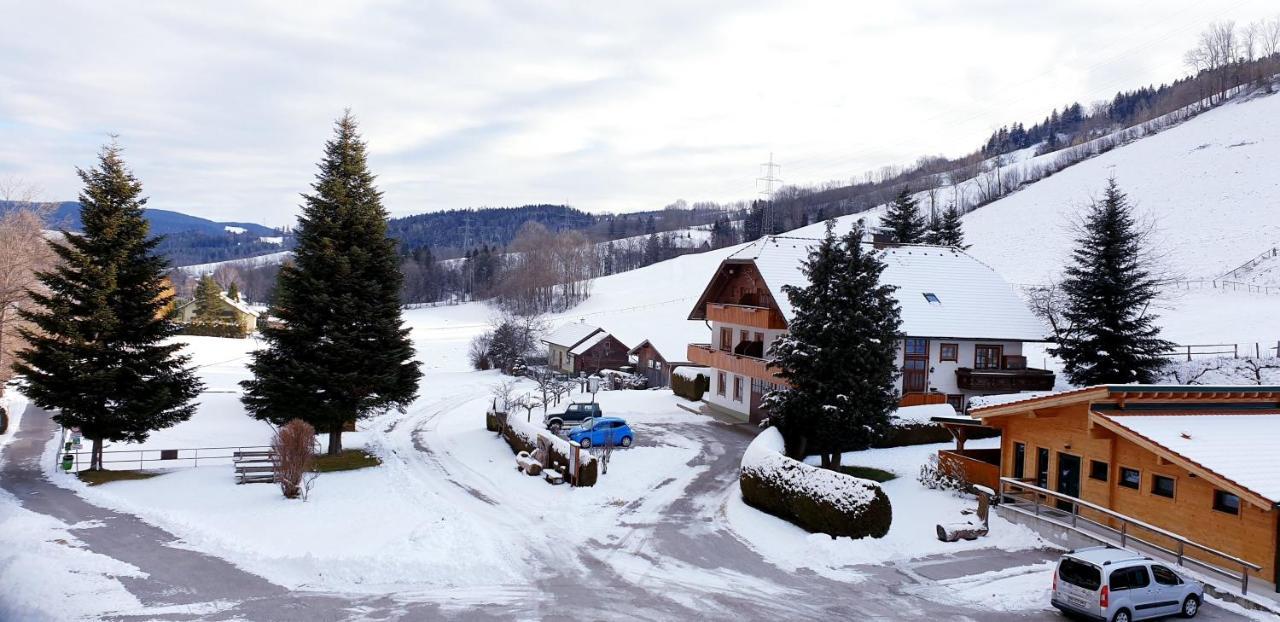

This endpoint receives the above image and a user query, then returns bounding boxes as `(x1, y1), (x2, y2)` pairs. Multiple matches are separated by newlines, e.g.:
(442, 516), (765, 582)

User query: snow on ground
(0, 489), (146, 621)
(724, 436), (1046, 582)
(1, 386), (30, 452)
(907, 561), (1055, 614)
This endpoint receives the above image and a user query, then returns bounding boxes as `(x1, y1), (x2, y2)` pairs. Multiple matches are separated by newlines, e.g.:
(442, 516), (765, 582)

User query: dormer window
(923, 292), (941, 305)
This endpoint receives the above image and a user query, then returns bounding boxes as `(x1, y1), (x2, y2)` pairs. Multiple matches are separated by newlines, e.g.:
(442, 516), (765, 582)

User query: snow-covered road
(2, 402), (1262, 621)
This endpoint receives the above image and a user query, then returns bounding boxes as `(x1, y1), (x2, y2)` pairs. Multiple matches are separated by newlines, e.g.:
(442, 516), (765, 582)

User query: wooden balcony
(955, 367), (1055, 392)
(705, 303), (788, 330)
(687, 344), (787, 383)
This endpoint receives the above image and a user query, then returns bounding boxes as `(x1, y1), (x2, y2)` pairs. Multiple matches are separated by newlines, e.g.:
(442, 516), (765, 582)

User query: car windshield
(1059, 558), (1101, 591)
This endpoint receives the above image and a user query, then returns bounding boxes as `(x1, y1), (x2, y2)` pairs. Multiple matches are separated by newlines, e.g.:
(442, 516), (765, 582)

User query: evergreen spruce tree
(881, 187), (926, 243)
(227, 281), (240, 302)
(931, 206), (968, 249)
(193, 274), (224, 324)
(14, 143), (202, 470)
(241, 112), (422, 455)
(763, 220), (902, 466)
(1049, 178), (1173, 385)
(743, 201), (766, 242)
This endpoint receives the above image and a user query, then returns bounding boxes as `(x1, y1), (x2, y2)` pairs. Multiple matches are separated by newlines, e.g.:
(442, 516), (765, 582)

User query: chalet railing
(955, 367), (1055, 392)
(706, 303), (787, 330)
(999, 477), (1262, 595)
(687, 344), (784, 382)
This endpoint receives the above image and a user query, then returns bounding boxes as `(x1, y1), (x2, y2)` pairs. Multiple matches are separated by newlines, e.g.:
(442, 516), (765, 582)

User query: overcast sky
(2, 0), (1276, 226)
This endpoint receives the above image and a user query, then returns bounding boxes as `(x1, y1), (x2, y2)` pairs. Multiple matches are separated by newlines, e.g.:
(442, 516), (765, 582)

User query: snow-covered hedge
(497, 412), (598, 487)
(739, 428), (892, 539)
(671, 366), (710, 401)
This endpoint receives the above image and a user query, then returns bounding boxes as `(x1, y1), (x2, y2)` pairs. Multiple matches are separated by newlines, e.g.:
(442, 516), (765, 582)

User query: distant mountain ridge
(25, 201), (280, 237)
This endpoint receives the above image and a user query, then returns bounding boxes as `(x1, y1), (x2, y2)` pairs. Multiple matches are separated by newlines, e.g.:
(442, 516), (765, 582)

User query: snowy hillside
(962, 91), (1280, 285)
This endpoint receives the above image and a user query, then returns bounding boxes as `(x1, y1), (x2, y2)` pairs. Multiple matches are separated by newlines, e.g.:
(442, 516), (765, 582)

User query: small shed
(629, 338), (693, 388)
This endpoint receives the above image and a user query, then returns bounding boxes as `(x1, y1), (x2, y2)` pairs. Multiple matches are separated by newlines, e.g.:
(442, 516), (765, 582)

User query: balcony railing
(687, 344), (786, 382)
(955, 367), (1055, 392)
(705, 303), (788, 330)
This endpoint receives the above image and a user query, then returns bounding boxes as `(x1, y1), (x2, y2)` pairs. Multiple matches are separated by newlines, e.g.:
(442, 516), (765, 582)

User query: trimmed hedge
(872, 422), (1000, 449)
(671, 371), (709, 401)
(740, 428), (892, 539)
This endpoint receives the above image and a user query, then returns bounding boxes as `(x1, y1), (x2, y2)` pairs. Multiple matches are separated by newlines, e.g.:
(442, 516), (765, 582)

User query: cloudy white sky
(2, 0), (1277, 225)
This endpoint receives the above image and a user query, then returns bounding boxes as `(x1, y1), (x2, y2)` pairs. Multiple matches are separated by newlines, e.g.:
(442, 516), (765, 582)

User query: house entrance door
(1056, 452), (1081, 512)
(902, 338), (929, 394)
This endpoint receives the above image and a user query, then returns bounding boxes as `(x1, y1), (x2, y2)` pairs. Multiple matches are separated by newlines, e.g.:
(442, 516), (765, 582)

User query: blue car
(567, 417), (634, 449)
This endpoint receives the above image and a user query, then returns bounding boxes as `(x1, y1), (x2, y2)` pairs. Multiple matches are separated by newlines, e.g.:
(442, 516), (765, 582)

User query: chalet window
(719, 328), (732, 352)
(1151, 475), (1175, 498)
(1119, 467), (1140, 489)
(732, 376), (743, 402)
(1213, 489), (1241, 515)
(717, 372), (726, 396)
(1088, 460), (1109, 482)
(1012, 442), (1026, 479)
(923, 292), (941, 305)
(939, 343), (958, 362)
(904, 338), (927, 356)
(740, 330), (749, 344)
(974, 345), (1002, 370)
(945, 394), (964, 411)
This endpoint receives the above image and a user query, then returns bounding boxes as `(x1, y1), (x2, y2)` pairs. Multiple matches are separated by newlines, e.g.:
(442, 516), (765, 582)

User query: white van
(1052, 546), (1204, 622)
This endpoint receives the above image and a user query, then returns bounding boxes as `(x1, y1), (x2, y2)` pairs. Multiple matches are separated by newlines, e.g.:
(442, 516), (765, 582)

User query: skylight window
(923, 292), (941, 305)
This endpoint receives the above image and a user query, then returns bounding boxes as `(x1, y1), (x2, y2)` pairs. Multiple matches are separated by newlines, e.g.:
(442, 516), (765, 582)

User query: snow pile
(1, 388), (30, 448)
(739, 428), (891, 539)
(890, 403), (956, 424)
(1158, 357), (1280, 386)
(672, 365), (710, 381)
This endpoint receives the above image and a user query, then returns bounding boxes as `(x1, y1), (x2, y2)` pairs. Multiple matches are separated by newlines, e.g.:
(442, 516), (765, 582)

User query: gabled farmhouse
(173, 293), (259, 337)
(969, 385), (1280, 592)
(542, 322), (629, 376)
(686, 236), (1052, 423)
(629, 337), (694, 388)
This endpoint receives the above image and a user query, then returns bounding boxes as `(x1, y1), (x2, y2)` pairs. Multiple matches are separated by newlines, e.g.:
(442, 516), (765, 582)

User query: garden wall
(491, 411), (598, 487)
(739, 428), (892, 539)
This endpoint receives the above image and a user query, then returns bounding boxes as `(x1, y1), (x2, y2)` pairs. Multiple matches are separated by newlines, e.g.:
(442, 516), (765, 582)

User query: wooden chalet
(686, 235), (1054, 423)
(966, 385), (1280, 590)
(628, 338), (693, 388)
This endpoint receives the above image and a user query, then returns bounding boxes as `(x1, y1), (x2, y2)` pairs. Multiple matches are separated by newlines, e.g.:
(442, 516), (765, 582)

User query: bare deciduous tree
(0, 179), (55, 395)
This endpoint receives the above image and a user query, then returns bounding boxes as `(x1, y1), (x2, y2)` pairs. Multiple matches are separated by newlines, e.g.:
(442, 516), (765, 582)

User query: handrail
(59, 445), (273, 472)
(999, 477), (1261, 594)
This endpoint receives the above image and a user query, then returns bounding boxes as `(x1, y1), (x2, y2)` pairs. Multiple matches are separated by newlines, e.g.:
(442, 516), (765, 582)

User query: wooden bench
(233, 451), (277, 485)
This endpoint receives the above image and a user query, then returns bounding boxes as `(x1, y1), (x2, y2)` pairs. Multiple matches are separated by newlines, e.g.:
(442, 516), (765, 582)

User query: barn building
(542, 322), (629, 376)
(628, 338), (694, 388)
(686, 235), (1054, 423)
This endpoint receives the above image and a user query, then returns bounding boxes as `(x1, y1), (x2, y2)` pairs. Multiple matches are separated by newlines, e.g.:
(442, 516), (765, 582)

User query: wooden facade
(974, 387), (1280, 586)
(630, 340), (691, 388)
(570, 334), (629, 376)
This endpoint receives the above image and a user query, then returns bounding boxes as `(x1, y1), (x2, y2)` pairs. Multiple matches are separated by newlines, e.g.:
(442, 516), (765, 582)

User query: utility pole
(756, 152), (783, 235)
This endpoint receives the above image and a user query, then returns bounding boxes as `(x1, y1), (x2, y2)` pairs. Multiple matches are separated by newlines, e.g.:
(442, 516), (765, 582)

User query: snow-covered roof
(543, 322), (602, 348)
(725, 236), (1046, 341)
(569, 331), (611, 355)
(628, 337), (693, 364)
(1102, 413), (1280, 503)
(892, 403), (956, 424)
(174, 293), (259, 318)
(967, 391), (1059, 410)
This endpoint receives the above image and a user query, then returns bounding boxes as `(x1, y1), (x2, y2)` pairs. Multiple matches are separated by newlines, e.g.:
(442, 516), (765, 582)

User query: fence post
(1186, 346), (1192, 362)
(1234, 344), (1238, 359)
(1120, 522), (1128, 548)
(1177, 541), (1184, 566)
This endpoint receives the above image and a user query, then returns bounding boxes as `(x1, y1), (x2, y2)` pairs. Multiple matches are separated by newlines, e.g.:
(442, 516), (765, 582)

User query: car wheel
(580, 438), (592, 448)
(620, 436), (632, 448)
(1111, 609), (1131, 622)
(1181, 595), (1199, 618)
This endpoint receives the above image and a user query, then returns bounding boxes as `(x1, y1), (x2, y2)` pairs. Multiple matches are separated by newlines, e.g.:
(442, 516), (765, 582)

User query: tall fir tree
(881, 187), (926, 243)
(14, 143), (202, 470)
(193, 274), (225, 323)
(763, 220), (902, 466)
(241, 112), (422, 455)
(1049, 178), (1172, 385)
(928, 205), (968, 249)
(743, 200), (766, 242)
(226, 281), (240, 302)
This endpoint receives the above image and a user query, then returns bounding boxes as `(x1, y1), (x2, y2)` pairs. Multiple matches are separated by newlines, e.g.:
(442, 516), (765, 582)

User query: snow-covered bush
(671, 366), (710, 401)
(594, 369), (646, 390)
(918, 454), (969, 494)
(739, 427), (892, 539)
(499, 411), (598, 487)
